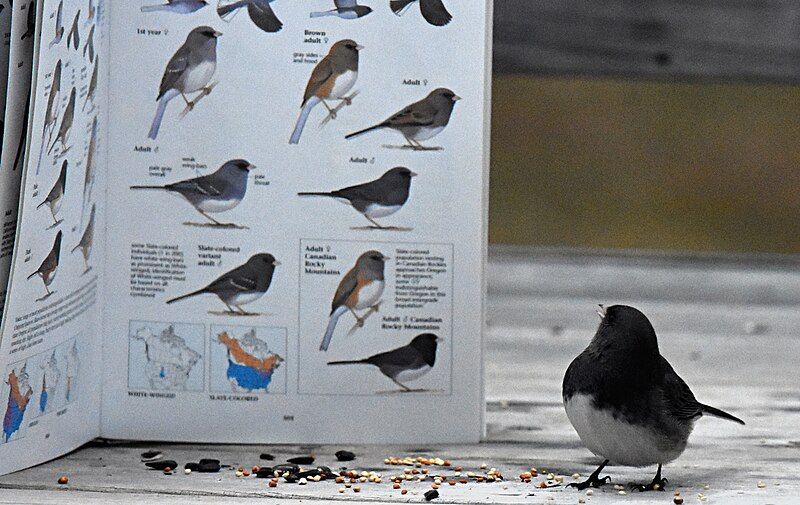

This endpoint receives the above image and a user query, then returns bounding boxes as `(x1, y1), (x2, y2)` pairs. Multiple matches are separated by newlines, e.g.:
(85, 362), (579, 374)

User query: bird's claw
(342, 97), (352, 106)
(567, 475), (610, 490)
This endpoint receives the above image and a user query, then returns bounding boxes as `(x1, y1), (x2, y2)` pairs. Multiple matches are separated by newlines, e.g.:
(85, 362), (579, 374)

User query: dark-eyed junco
(141, 0), (209, 13)
(310, 0), (372, 19)
(72, 204), (95, 274)
(320, 250), (388, 351)
(290, 39), (362, 144)
(390, 0), (451, 26)
(345, 88), (460, 150)
(83, 57), (98, 111)
(148, 26), (220, 140)
(328, 333), (440, 391)
(43, 60), (62, 140)
(563, 305), (745, 491)
(130, 159), (255, 227)
(83, 24), (95, 62)
(67, 9), (81, 50)
(167, 253), (279, 315)
(37, 160), (67, 226)
(298, 167), (415, 228)
(28, 231), (62, 299)
(49, 87), (76, 154)
(85, 0), (95, 25)
(218, 0), (283, 33)
(49, 0), (64, 48)
(82, 116), (98, 212)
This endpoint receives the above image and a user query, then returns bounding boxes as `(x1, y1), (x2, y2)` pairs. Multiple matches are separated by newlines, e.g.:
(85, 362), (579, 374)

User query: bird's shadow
(375, 388), (443, 395)
(208, 310), (272, 317)
(36, 291), (56, 302)
(183, 222), (249, 230)
(46, 219), (64, 230)
(382, 144), (443, 151)
(350, 225), (413, 232)
(81, 266), (92, 276)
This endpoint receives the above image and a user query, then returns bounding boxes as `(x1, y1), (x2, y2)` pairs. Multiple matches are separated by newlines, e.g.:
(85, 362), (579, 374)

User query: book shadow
(183, 222), (248, 230)
(350, 225), (413, 232)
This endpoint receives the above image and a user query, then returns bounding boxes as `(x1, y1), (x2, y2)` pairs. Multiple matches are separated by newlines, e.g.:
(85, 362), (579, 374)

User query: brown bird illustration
(28, 231), (63, 300)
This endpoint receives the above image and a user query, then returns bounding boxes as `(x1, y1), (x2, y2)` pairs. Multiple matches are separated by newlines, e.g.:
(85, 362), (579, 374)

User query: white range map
(131, 326), (201, 390)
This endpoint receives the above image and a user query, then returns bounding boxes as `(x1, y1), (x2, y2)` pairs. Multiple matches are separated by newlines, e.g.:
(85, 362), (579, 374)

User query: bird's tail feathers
(140, 4), (168, 12)
(166, 288), (206, 305)
(289, 96), (320, 144)
(71, 243), (81, 253)
(297, 191), (334, 197)
(327, 358), (369, 366)
(148, 90), (178, 140)
(319, 305), (347, 351)
(345, 124), (382, 140)
(309, 10), (335, 18)
(36, 200), (47, 209)
(217, 0), (248, 18)
(27, 271), (39, 280)
(700, 403), (745, 425)
(129, 185), (165, 190)
(390, 0), (416, 16)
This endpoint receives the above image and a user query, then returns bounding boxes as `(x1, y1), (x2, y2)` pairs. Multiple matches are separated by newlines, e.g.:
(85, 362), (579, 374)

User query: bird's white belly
(564, 394), (684, 467)
(354, 280), (384, 310)
(194, 196), (241, 213)
(329, 70), (357, 99)
(44, 269), (57, 286)
(411, 125), (445, 141)
(183, 60), (216, 93)
(51, 197), (63, 215)
(395, 364), (431, 384)
(228, 290), (264, 307)
(364, 203), (402, 218)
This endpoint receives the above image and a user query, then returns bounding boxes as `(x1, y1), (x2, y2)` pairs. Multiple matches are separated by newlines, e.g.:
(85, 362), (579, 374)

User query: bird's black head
(226, 159), (256, 172)
(332, 39), (363, 56)
(410, 333), (440, 367)
(250, 253), (280, 269)
(430, 88), (461, 103)
(383, 166), (417, 182)
(354, 5), (373, 15)
(54, 230), (63, 247)
(191, 26), (221, 40)
(593, 304), (660, 358)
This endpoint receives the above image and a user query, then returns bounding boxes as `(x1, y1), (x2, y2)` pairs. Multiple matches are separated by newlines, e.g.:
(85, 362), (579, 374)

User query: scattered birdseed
(288, 456), (315, 465)
(335, 450), (356, 462)
(448, 480), (456, 486)
(614, 484), (625, 490)
(572, 473), (581, 479)
(298, 478), (307, 485)
(578, 499), (586, 504)
(586, 490), (593, 495)
(353, 486), (361, 492)
(393, 483), (401, 489)
(145, 460), (178, 471)
(401, 489), (408, 495)
(618, 490), (627, 495)
(163, 467), (173, 475)
(268, 481), (277, 488)
(424, 489), (439, 501)
(57, 476), (69, 485)
(673, 496), (684, 504)
(184, 468), (192, 475)
(338, 487), (346, 493)
(480, 463), (488, 469)
(140, 451), (163, 462)
(758, 481), (767, 488)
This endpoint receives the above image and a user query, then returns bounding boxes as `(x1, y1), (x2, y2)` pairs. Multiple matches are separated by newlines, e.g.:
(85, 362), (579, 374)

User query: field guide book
(0, 0), (491, 475)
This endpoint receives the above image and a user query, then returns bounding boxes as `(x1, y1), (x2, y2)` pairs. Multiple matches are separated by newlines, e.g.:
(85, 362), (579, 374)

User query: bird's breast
(363, 203), (403, 218)
(329, 70), (358, 99)
(182, 60), (216, 93)
(393, 364), (432, 384)
(354, 280), (384, 309)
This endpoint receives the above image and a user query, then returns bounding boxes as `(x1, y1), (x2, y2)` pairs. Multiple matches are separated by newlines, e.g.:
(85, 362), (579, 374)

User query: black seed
(287, 456), (314, 465)
(255, 467), (274, 478)
(198, 459), (220, 466)
(335, 450), (355, 462)
(197, 461), (221, 473)
(316, 466), (337, 478)
(260, 453), (275, 461)
(283, 473), (300, 483)
(184, 462), (199, 471)
(273, 463), (300, 474)
(145, 460), (177, 470)
(140, 450), (162, 461)
(425, 489), (439, 501)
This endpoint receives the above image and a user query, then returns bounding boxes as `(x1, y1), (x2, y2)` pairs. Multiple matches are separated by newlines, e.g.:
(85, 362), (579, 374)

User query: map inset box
(128, 321), (205, 392)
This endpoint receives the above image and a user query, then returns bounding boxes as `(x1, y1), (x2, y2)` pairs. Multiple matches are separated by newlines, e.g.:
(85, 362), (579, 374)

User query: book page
(0, 0), (106, 475)
(102, 1), (489, 443)
(0, 0), (13, 140)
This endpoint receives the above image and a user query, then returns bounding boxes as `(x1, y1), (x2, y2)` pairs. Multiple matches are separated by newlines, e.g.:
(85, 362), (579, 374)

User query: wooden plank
(494, 0), (800, 82)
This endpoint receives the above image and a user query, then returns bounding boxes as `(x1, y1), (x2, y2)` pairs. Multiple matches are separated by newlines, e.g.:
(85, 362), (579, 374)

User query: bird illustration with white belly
(563, 304), (745, 491)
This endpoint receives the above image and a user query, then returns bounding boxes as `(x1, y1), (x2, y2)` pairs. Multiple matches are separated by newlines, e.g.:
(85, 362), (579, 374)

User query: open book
(0, 0), (491, 475)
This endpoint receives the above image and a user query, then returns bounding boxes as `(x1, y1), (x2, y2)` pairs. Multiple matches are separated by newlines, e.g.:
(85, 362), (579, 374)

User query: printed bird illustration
(310, 0), (372, 19)
(27, 231), (62, 300)
(37, 159), (68, 227)
(49, 0), (64, 48)
(141, 0), (209, 14)
(72, 204), (95, 274)
(390, 0), (451, 26)
(217, 0), (283, 33)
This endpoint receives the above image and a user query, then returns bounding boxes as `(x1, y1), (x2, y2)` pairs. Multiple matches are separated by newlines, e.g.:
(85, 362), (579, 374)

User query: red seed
(57, 476), (69, 485)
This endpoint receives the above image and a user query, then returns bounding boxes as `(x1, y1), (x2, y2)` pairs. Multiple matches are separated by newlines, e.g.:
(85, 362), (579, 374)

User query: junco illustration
(328, 333), (440, 391)
(289, 39), (362, 144)
(129, 159), (255, 227)
(148, 26), (220, 140)
(563, 305), (745, 491)
(83, 117), (98, 208)
(72, 204), (95, 274)
(43, 60), (62, 142)
(390, 0), (451, 26)
(83, 57), (98, 111)
(49, 87), (76, 155)
(21, 0), (36, 39)
(49, 0), (64, 48)
(217, 0), (283, 33)
(298, 167), (415, 229)
(345, 88), (460, 150)
(28, 231), (62, 299)
(37, 160), (67, 226)
(141, 0), (209, 13)
(83, 23), (95, 62)
(167, 253), (280, 315)
(310, 0), (372, 19)
(320, 250), (388, 351)
(13, 96), (30, 171)
(85, 0), (95, 25)
(67, 9), (81, 50)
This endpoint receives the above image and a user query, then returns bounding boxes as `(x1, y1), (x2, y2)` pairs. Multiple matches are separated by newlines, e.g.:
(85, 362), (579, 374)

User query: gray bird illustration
(141, 0), (209, 14)
(49, 0), (64, 48)
(290, 39), (362, 144)
(217, 0), (283, 33)
(72, 204), (95, 274)
(167, 253), (280, 315)
(310, 0), (372, 19)
(83, 116), (98, 212)
(37, 160), (67, 227)
(43, 59), (62, 140)
(298, 167), (416, 229)
(328, 333), (440, 391)
(390, 0), (451, 26)
(148, 26), (220, 140)
(83, 57), (98, 111)
(129, 159), (255, 227)
(563, 305), (745, 491)
(345, 88), (460, 150)
(49, 87), (76, 154)
(28, 231), (62, 300)
(83, 23), (94, 62)
(66, 9), (80, 50)
(320, 250), (388, 351)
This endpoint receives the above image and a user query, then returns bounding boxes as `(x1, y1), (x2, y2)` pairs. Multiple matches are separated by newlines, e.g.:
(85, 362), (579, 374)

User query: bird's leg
(391, 378), (412, 392)
(348, 307), (365, 327)
(180, 92), (193, 109)
(321, 99), (337, 120)
(364, 214), (387, 229)
(50, 208), (58, 225)
(44, 282), (52, 296)
(630, 464), (667, 492)
(567, 460), (611, 490)
(197, 209), (224, 226)
(235, 305), (251, 316)
(222, 301), (237, 314)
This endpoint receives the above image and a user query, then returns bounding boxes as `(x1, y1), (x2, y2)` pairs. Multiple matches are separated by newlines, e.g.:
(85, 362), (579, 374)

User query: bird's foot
(630, 477), (667, 492)
(342, 96), (353, 106)
(567, 475), (610, 491)
(355, 317), (365, 328)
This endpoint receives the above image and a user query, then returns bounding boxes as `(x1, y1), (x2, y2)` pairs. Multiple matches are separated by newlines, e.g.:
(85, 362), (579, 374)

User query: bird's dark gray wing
(248, 0), (283, 32)
(302, 56), (334, 106)
(207, 264), (258, 293)
(332, 179), (387, 207)
(166, 172), (227, 197)
(366, 344), (420, 369)
(419, 0), (451, 26)
(659, 356), (703, 421)
(331, 265), (358, 313)
(385, 101), (436, 127)
(334, 0), (357, 7)
(158, 45), (191, 99)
